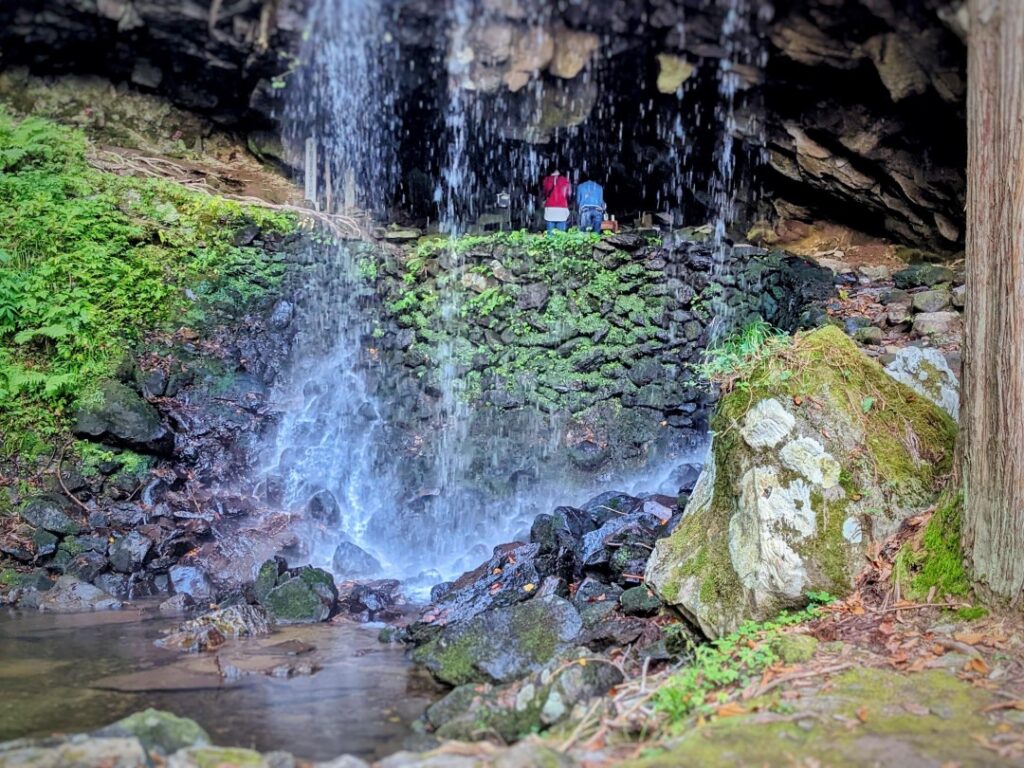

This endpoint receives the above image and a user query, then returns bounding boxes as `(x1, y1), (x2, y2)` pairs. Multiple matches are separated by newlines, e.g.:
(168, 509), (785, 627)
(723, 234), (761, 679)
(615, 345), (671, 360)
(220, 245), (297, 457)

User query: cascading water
(705, 0), (773, 340)
(252, 0), (773, 588)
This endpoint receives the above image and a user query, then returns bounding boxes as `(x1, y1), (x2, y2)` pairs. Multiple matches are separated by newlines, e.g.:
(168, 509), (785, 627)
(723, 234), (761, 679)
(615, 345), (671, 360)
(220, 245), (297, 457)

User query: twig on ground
(745, 663), (854, 699)
(55, 442), (91, 514)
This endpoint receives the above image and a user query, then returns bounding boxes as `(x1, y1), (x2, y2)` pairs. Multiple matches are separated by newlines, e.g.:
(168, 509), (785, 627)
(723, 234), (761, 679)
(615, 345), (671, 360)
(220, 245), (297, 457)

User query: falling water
(706, 0), (772, 340)
(252, 0), (771, 587)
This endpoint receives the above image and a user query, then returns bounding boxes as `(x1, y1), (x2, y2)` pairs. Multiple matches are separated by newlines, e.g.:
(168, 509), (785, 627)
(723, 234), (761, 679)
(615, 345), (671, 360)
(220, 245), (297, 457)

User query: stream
(0, 608), (443, 761)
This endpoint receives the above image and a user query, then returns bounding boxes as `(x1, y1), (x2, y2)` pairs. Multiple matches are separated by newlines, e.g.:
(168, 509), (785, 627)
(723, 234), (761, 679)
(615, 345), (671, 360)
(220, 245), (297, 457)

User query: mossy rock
(73, 379), (174, 455)
(629, 667), (1003, 768)
(262, 570), (336, 625)
(411, 596), (583, 686)
(768, 633), (819, 664)
(646, 325), (956, 638)
(94, 709), (209, 754)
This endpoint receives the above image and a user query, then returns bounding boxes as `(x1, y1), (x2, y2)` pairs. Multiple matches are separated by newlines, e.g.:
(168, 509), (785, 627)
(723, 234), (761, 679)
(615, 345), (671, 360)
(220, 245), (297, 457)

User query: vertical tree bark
(961, 0), (1024, 602)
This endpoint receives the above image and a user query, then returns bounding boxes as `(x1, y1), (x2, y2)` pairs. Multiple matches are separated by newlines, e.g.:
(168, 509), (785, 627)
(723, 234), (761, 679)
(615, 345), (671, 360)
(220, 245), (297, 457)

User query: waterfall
(251, 0), (770, 589)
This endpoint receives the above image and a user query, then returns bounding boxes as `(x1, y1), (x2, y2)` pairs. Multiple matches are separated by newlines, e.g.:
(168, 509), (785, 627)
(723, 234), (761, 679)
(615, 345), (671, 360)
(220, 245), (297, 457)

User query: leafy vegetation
(654, 593), (834, 722)
(0, 110), (295, 456)
(694, 318), (788, 383)
(414, 228), (602, 265)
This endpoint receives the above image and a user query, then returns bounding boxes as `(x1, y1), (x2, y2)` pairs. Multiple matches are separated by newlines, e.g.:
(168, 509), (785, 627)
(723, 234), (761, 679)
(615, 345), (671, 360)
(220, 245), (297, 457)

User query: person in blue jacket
(576, 179), (606, 232)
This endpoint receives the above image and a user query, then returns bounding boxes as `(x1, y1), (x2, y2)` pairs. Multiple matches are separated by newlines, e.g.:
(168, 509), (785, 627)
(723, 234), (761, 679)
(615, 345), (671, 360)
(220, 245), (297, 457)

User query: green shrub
(653, 593), (834, 722)
(694, 319), (788, 383)
(0, 110), (295, 455)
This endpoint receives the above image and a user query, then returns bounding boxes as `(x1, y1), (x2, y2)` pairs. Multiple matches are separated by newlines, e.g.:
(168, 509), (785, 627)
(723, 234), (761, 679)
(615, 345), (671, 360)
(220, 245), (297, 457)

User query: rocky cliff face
(0, 0), (966, 249)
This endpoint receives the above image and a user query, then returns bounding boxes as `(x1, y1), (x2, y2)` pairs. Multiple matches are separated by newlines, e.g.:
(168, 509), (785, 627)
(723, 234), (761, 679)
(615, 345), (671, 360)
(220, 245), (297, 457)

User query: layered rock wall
(0, 1), (967, 247)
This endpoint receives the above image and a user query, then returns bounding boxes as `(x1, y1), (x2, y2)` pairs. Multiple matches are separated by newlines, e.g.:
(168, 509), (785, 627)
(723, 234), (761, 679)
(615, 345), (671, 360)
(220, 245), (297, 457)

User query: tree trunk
(961, 0), (1024, 602)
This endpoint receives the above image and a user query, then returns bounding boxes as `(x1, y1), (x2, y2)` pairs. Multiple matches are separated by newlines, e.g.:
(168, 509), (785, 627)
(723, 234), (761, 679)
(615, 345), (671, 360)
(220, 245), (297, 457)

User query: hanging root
(88, 147), (364, 239)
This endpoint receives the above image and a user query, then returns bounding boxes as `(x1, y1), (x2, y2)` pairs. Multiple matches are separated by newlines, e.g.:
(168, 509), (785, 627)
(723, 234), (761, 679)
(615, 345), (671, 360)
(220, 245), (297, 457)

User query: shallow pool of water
(0, 607), (444, 761)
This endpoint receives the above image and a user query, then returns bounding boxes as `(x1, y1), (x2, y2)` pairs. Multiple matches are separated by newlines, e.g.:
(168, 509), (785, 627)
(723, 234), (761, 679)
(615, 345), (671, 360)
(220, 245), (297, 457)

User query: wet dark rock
(580, 491), (642, 527)
(159, 593), (196, 616)
(607, 233), (644, 251)
(138, 368), (169, 399)
(413, 543), (543, 636)
(30, 528), (59, 558)
(73, 379), (174, 455)
(109, 531), (153, 573)
(426, 650), (623, 742)
(331, 541), (382, 579)
(64, 551), (108, 583)
(306, 489), (341, 525)
(575, 502), (673, 581)
(411, 595), (583, 686)
(169, 565), (214, 602)
(580, 613), (654, 648)
(1, 541), (34, 563)
(67, 534), (108, 554)
(516, 282), (550, 311)
(19, 495), (80, 535)
(36, 575), (122, 613)
(430, 581), (454, 603)
(340, 579), (402, 620)
(673, 463), (703, 495)
(93, 572), (129, 599)
(893, 264), (955, 289)
(572, 577), (623, 628)
(619, 585), (663, 616)
(566, 440), (610, 470)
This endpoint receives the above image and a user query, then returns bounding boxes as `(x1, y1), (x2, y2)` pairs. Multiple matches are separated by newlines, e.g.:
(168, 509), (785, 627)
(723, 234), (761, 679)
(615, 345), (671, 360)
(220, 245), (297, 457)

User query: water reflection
(0, 608), (443, 761)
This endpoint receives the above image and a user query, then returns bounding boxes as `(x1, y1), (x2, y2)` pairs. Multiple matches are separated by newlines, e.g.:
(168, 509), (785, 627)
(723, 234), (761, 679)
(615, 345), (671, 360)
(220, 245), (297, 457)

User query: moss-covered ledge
(646, 325), (957, 638)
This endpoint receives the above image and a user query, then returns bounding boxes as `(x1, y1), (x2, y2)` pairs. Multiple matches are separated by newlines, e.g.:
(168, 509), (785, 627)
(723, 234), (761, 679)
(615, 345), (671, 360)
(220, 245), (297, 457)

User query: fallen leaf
(715, 702), (747, 717)
(964, 657), (990, 675)
(953, 631), (986, 645)
(856, 706), (870, 723)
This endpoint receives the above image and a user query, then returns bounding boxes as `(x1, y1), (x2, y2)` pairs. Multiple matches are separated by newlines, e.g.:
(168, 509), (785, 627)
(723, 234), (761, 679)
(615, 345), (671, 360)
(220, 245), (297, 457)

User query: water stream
(0, 608), (442, 760)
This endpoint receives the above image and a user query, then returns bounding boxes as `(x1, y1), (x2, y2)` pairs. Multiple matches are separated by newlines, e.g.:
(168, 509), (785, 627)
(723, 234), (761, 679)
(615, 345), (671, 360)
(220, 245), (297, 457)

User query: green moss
(411, 634), (480, 686)
(717, 325), (956, 506)
(383, 228), (679, 414)
(768, 633), (818, 663)
(955, 605), (987, 621)
(0, 109), (296, 456)
(187, 747), (265, 768)
(797, 490), (852, 594)
(636, 667), (1001, 768)
(916, 491), (969, 596)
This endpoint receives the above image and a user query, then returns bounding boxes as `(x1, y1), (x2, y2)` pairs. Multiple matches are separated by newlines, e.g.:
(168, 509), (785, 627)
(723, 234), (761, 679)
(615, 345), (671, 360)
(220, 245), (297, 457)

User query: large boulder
(646, 326), (956, 638)
(74, 379), (174, 455)
(411, 595), (583, 686)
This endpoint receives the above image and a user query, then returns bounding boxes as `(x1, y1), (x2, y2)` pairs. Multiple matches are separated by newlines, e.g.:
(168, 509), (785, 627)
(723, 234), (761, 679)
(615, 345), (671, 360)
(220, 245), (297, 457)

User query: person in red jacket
(542, 169), (571, 232)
